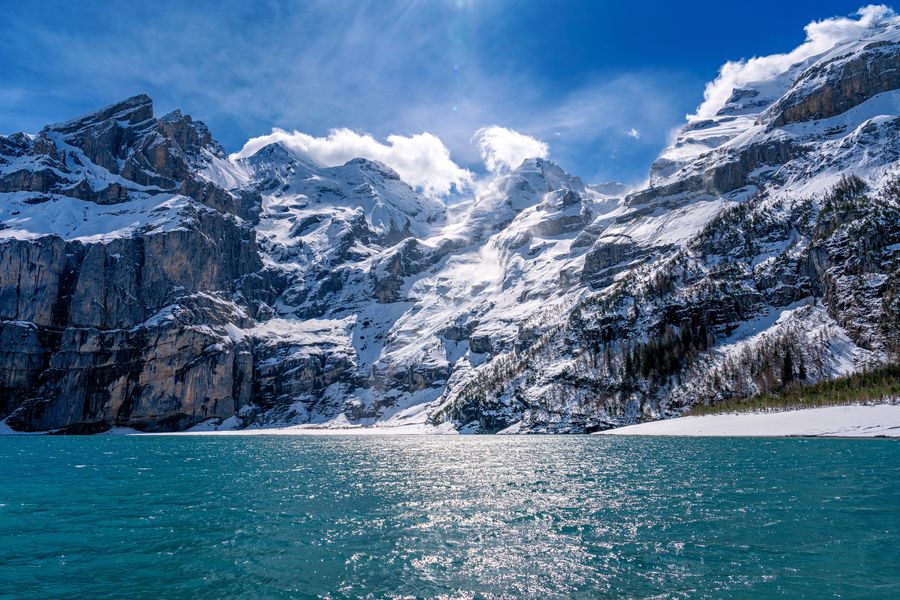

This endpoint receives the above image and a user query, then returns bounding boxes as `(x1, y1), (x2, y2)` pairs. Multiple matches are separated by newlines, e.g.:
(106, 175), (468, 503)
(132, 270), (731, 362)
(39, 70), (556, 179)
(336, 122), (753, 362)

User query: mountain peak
(157, 108), (224, 158)
(240, 141), (321, 177)
(342, 157), (402, 181)
(46, 94), (154, 134)
(516, 156), (557, 172)
(509, 156), (586, 196)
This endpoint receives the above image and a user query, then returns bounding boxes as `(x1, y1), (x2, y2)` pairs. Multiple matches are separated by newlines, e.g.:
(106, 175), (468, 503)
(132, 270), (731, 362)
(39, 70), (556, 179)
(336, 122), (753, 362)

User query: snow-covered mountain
(1, 13), (898, 433)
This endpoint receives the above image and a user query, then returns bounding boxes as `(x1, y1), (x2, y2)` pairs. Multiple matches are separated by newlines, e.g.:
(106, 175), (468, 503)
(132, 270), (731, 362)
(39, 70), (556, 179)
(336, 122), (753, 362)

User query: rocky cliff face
(0, 96), (262, 432)
(1, 14), (899, 433)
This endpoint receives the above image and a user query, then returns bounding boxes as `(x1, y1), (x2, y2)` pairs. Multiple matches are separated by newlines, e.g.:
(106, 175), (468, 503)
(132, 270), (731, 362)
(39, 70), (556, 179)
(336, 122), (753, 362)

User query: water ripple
(0, 436), (898, 598)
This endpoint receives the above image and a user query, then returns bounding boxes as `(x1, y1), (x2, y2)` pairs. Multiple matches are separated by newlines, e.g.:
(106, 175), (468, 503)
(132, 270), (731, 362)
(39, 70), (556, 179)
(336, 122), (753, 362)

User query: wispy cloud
(0, 0), (699, 185)
(473, 126), (548, 173)
(691, 4), (898, 119)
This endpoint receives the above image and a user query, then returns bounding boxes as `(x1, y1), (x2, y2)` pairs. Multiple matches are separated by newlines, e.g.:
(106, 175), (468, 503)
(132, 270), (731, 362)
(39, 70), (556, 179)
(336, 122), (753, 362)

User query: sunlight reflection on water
(0, 435), (898, 598)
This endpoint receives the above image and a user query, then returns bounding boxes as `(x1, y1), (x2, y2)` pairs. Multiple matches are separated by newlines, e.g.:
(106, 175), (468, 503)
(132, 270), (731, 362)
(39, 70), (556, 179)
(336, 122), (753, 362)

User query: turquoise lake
(0, 436), (898, 599)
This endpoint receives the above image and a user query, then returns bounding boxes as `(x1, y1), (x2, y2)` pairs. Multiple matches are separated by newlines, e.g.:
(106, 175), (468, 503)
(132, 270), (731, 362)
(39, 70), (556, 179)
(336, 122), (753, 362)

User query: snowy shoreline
(598, 404), (900, 438)
(3, 404), (899, 438)
(150, 422), (457, 436)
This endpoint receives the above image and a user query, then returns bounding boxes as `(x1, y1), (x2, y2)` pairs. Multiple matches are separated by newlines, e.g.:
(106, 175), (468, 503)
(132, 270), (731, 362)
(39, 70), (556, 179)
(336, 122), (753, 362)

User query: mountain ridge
(1, 15), (898, 433)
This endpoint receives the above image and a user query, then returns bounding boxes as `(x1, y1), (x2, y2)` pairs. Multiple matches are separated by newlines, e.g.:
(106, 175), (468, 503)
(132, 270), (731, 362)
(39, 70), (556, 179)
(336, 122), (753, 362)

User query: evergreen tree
(781, 349), (794, 385)
(699, 323), (709, 351)
(624, 350), (634, 380)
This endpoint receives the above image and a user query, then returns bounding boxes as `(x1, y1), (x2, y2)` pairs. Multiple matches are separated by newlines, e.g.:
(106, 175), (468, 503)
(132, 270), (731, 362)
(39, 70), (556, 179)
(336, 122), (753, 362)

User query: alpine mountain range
(1, 12), (899, 434)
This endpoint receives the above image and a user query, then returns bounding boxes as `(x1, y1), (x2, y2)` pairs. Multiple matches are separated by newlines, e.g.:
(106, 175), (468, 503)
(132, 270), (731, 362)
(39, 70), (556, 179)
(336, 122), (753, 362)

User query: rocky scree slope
(1, 22), (900, 433)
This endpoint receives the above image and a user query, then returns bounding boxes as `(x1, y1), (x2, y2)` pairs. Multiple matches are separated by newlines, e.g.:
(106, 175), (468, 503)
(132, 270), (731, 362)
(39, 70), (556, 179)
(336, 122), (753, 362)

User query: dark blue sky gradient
(0, 0), (877, 183)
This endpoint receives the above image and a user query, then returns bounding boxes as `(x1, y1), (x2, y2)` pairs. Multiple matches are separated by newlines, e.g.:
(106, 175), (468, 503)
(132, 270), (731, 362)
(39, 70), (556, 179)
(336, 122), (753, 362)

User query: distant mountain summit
(1, 16), (899, 433)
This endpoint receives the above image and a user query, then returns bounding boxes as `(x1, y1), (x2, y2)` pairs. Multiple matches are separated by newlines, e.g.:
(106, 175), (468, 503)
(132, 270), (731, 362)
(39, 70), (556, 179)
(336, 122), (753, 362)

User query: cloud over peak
(691, 4), (898, 120)
(473, 125), (549, 173)
(233, 127), (473, 198)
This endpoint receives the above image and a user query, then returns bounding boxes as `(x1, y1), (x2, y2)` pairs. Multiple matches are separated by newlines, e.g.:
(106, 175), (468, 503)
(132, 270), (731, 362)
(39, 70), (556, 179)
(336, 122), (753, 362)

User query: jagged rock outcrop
(581, 236), (644, 285)
(0, 96), (264, 432)
(0, 95), (260, 218)
(765, 41), (900, 126)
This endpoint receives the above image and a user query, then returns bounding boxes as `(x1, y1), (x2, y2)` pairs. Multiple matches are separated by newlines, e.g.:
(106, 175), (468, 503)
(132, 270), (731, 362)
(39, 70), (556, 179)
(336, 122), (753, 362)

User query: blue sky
(0, 0), (880, 186)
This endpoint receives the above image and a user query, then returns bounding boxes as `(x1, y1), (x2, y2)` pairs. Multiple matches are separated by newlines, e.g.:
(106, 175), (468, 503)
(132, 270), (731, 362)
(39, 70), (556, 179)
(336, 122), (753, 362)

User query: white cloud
(7, 2), (696, 187)
(626, 127), (640, 139)
(473, 125), (549, 173)
(692, 4), (898, 119)
(232, 127), (473, 198)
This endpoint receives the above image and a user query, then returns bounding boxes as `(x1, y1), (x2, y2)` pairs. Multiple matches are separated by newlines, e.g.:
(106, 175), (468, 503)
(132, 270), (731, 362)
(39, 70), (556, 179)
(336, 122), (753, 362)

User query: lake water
(0, 435), (898, 599)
